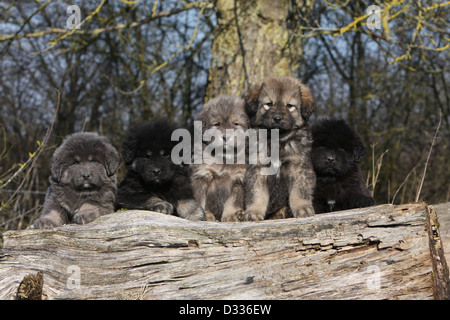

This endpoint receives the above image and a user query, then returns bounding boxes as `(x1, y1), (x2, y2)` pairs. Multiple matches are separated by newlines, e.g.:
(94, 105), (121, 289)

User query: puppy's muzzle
(273, 116), (282, 124)
(82, 173), (91, 180)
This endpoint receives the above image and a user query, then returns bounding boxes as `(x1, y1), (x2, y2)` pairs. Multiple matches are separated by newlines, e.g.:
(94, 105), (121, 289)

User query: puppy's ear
(102, 138), (120, 176)
(50, 156), (65, 183)
(243, 82), (264, 118)
(122, 136), (137, 166)
(196, 108), (208, 132)
(49, 140), (70, 183)
(353, 140), (367, 162)
(299, 83), (315, 121)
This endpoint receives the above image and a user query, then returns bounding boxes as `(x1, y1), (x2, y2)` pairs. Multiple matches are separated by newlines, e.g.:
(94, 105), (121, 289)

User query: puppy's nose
(273, 116), (282, 123)
(152, 168), (161, 175)
(327, 156), (335, 163)
(82, 173), (90, 180)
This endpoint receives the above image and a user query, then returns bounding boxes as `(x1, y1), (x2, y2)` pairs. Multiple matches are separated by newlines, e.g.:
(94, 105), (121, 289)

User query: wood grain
(0, 203), (448, 299)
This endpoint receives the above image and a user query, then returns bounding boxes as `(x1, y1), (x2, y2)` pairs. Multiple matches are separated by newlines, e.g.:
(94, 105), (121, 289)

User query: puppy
(31, 132), (120, 228)
(311, 118), (375, 213)
(190, 95), (248, 222)
(243, 76), (316, 220)
(116, 120), (205, 221)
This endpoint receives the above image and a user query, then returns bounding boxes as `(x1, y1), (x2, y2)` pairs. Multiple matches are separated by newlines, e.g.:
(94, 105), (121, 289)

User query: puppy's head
(51, 132), (120, 192)
(197, 95), (249, 155)
(311, 119), (366, 177)
(244, 76), (315, 131)
(122, 120), (180, 185)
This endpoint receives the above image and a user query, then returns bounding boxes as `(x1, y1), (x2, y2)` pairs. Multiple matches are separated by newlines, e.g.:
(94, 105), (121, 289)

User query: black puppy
(116, 120), (205, 221)
(311, 119), (375, 213)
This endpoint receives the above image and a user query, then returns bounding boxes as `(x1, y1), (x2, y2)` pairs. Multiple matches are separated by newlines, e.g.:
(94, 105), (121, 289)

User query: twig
(370, 143), (389, 197)
(0, 89), (60, 214)
(415, 110), (442, 202)
(391, 164), (419, 204)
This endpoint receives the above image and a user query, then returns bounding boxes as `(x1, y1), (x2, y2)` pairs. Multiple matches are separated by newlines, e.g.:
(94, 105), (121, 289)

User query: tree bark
(0, 202), (448, 300)
(205, 0), (305, 100)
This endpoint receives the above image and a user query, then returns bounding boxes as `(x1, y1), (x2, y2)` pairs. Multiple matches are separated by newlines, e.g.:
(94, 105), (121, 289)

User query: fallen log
(0, 202), (448, 300)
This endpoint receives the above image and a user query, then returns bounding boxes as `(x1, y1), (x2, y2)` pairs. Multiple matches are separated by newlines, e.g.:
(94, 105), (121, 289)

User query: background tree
(0, 0), (448, 234)
(205, 0), (313, 98)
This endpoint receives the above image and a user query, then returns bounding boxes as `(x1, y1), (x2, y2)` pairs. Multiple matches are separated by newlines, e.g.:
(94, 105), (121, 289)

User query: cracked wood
(0, 203), (448, 299)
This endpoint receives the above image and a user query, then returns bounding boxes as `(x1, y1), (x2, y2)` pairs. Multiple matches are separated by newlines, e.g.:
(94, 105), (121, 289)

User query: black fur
(116, 120), (205, 221)
(311, 119), (375, 213)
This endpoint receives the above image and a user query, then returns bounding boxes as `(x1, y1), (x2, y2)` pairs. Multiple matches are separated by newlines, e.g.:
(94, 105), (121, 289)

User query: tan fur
(190, 95), (249, 222)
(242, 76), (316, 220)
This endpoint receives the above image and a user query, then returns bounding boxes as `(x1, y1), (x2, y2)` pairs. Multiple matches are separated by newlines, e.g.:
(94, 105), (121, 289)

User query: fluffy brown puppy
(242, 76), (316, 220)
(190, 95), (248, 221)
(31, 132), (120, 229)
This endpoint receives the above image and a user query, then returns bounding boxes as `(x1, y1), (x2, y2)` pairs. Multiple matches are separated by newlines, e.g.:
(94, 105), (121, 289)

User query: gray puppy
(31, 132), (120, 229)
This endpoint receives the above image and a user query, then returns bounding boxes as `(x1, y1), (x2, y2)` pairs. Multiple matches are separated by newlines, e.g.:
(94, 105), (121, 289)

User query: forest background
(0, 0), (449, 233)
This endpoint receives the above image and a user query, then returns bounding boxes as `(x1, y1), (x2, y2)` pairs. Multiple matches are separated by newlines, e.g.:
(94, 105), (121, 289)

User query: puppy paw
(242, 209), (265, 221)
(30, 209), (66, 229)
(185, 206), (206, 221)
(30, 217), (59, 229)
(221, 210), (243, 222)
(72, 203), (103, 225)
(175, 199), (205, 221)
(73, 211), (101, 225)
(149, 201), (174, 215)
(291, 205), (315, 218)
(205, 210), (217, 221)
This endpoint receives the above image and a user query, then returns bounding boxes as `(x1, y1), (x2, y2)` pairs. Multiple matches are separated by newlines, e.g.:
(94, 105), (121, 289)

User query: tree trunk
(0, 203), (449, 300)
(205, 0), (305, 100)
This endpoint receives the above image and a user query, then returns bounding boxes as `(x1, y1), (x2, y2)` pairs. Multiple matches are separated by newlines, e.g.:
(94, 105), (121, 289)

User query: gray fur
(31, 132), (120, 229)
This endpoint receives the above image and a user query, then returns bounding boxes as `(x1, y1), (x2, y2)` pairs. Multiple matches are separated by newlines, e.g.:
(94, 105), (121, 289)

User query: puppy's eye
(214, 122), (220, 127)
(287, 104), (296, 112)
(90, 159), (97, 163)
(233, 122), (239, 127)
(263, 102), (273, 110)
(160, 150), (170, 158)
(73, 161), (80, 165)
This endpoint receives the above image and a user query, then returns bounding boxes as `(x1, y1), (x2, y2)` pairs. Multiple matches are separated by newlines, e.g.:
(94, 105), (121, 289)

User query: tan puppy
(190, 95), (249, 222)
(242, 76), (316, 220)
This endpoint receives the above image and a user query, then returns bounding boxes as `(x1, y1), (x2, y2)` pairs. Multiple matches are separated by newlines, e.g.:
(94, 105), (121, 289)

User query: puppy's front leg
(243, 168), (269, 221)
(31, 195), (69, 229)
(190, 172), (209, 210)
(289, 165), (315, 218)
(221, 183), (245, 222)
